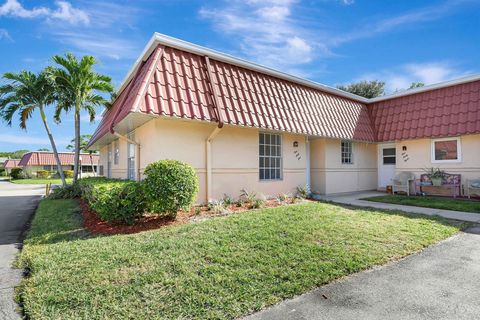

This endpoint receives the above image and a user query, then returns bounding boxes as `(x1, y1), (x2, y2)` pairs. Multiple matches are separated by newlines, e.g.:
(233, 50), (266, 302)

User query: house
(18, 151), (100, 178)
(2, 159), (20, 175)
(87, 33), (480, 202)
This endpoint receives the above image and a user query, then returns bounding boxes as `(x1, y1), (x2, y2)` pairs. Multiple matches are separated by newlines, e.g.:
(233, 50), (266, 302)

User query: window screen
(341, 141), (353, 164)
(114, 139), (119, 165)
(259, 132), (282, 180)
(383, 148), (396, 165)
(434, 139), (458, 161)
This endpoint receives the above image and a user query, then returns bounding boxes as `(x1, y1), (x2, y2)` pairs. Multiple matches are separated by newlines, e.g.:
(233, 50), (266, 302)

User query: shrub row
(57, 160), (200, 225)
(77, 177), (146, 225)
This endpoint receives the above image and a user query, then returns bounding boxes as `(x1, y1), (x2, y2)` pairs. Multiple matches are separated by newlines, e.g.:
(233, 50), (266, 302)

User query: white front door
(378, 143), (396, 189)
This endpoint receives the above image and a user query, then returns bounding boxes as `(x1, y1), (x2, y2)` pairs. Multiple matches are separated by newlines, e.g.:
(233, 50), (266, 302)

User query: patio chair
(466, 179), (480, 199)
(392, 171), (415, 196)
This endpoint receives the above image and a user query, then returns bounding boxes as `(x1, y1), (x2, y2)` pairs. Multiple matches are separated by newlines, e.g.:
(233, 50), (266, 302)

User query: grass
(362, 195), (480, 213)
(10, 178), (72, 185)
(17, 199), (462, 319)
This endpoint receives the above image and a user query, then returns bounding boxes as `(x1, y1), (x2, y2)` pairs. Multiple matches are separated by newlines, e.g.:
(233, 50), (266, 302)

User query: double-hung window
(259, 132), (282, 181)
(127, 132), (136, 180)
(341, 140), (353, 164)
(114, 139), (119, 165)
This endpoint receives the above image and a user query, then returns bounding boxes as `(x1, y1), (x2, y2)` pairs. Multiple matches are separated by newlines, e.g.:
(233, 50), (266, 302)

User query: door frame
(377, 143), (396, 189)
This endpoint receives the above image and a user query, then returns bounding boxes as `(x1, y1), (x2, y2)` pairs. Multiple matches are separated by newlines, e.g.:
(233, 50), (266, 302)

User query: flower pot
(431, 177), (443, 186)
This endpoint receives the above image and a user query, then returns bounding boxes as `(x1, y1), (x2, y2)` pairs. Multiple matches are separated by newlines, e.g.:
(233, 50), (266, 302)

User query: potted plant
(424, 167), (446, 186)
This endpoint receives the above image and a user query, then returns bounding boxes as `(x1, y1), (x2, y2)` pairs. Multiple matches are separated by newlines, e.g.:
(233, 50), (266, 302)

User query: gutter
(205, 126), (222, 202)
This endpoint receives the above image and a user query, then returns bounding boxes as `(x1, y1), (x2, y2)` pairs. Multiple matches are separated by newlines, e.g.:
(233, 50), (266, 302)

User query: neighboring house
(18, 151), (100, 178)
(2, 159), (20, 175)
(87, 33), (480, 202)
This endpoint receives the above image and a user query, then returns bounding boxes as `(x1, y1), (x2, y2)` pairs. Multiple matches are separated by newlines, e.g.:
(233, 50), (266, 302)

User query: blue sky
(0, 0), (479, 152)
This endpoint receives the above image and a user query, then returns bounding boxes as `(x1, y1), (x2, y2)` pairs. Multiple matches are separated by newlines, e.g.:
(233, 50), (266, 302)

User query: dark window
(259, 132), (282, 180)
(434, 139), (458, 161)
(341, 141), (353, 164)
(383, 148), (396, 165)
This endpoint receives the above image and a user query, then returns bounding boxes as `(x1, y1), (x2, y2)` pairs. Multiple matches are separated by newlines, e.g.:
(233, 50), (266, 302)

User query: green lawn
(362, 195), (480, 213)
(17, 199), (462, 319)
(10, 178), (72, 185)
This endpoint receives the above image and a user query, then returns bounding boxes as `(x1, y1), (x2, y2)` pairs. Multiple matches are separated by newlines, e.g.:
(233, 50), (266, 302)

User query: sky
(0, 0), (479, 152)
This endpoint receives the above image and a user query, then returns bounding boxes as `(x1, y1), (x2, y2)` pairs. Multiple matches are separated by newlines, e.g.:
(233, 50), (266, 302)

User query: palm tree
(50, 53), (113, 183)
(66, 134), (98, 175)
(0, 70), (67, 186)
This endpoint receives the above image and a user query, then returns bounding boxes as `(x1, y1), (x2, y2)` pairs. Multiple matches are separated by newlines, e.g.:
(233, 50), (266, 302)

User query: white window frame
(127, 132), (136, 181)
(114, 139), (119, 165)
(259, 132), (283, 181)
(431, 137), (462, 163)
(341, 140), (354, 165)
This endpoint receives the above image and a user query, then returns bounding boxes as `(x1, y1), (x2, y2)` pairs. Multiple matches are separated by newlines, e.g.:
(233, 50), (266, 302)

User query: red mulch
(78, 198), (305, 236)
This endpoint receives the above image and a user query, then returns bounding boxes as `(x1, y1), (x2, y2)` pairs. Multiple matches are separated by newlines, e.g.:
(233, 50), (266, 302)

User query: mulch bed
(78, 198), (307, 236)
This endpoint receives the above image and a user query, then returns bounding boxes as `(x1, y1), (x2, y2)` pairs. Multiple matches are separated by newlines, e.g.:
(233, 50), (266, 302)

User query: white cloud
(0, 28), (11, 41)
(53, 31), (139, 60)
(0, 0), (89, 25)
(0, 133), (69, 146)
(340, 0), (354, 5)
(49, 1), (89, 25)
(199, 0), (320, 70)
(360, 62), (471, 93)
(0, 0), (49, 18)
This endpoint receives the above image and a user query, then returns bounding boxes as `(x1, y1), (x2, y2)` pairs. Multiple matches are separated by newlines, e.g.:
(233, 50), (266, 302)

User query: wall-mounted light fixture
(402, 146), (407, 151)
(293, 141), (299, 147)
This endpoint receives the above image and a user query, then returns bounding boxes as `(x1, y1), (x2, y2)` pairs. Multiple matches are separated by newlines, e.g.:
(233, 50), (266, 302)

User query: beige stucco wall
(394, 134), (480, 189)
(100, 117), (308, 203)
(311, 138), (377, 194)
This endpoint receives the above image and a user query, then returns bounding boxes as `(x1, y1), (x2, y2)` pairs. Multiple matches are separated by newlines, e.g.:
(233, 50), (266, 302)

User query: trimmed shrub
(36, 170), (50, 179)
(64, 170), (74, 178)
(143, 160), (198, 218)
(47, 183), (81, 199)
(78, 177), (146, 225)
(0, 168), (5, 176)
(10, 168), (24, 179)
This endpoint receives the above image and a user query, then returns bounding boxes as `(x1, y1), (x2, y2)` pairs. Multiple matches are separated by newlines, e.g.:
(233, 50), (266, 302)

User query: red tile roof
(18, 152), (100, 167)
(3, 159), (20, 168)
(89, 45), (376, 146)
(369, 80), (480, 141)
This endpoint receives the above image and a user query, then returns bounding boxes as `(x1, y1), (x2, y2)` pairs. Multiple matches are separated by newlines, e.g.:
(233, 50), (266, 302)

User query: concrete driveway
(0, 181), (43, 320)
(246, 226), (480, 320)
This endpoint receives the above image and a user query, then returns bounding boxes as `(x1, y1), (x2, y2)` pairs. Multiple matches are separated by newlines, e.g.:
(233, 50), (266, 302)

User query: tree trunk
(39, 105), (67, 187)
(73, 108), (81, 183)
(89, 151), (96, 176)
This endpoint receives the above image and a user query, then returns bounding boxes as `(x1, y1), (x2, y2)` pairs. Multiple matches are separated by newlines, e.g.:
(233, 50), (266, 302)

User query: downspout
(306, 136), (311, 196)
(112, 132), (141, 181)
(204, 56), (225, 203)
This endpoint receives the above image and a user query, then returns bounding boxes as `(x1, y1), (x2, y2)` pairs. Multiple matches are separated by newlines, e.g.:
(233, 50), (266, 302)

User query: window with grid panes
(259, 132), (282, 180)
(341, 140), (353, 164)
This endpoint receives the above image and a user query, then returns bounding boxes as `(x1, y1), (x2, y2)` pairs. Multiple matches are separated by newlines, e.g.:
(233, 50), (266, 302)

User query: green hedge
(143, 160), (198, 218)
(36, 170), (50, 179)
(64, 170), (74, 178)
(78, 178), (146, 225)
(10, 168), (24, 179)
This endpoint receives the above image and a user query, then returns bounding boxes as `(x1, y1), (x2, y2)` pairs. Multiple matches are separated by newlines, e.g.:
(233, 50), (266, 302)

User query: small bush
(10, 168), (24, 179)
(251, 198), (265, 209)
(143, 160), (198, 219)
(78, 177), (146, 225)
(0, 168), (5, 176)
(64, 170), (74, 178)
(47, 183), (81, 199)
(222, 194), (234, 206)
(208, 200), (228, 214)
(296, 185), (309, 199)
(36, 170), (50, 179)
(239, 189), (257, 204)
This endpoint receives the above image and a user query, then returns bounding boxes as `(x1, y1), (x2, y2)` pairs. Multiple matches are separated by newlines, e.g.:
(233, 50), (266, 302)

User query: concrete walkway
(314, 191), (480, 223)
(0, 181), (43, 320)
(246, 226), (480, 320)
